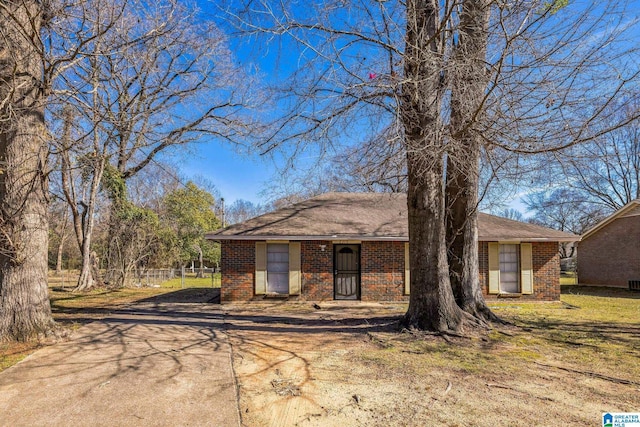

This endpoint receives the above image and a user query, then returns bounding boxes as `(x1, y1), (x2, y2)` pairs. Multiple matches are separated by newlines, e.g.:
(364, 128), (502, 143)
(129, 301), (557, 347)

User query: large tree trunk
(403, 154), (465, 332)
(76, 238), (99, 292)
(400, 0), (467, 333)
(445, 0), (498, 322)
(446, 153), (498, 321)
(0, 1), (55, 341)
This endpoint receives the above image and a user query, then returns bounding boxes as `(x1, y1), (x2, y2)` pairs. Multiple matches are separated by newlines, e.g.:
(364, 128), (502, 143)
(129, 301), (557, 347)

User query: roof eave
(207, 234), (578, 242)
(206, 234), (409, 241)
(478, 236), (580, 243)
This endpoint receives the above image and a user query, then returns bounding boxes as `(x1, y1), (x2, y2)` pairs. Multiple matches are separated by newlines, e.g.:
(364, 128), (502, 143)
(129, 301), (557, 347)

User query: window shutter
(255, 242), (267, 295)
(404, 242), (410, 295)
(289, 242), (301, 295)
(488, 242), (500, 294)
(520, 243), (534, 294)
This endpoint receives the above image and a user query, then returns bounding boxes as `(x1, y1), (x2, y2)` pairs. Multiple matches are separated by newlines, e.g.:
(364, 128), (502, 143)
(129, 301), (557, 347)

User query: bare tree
(523, 99), (640, 262)
(443, 0), (495, 322)
(315, 126), (408, 193)
(500, 208), (524, 222)
(46, 0), (256, 290)
(226, 0), (640, 332)
(48, 198), (71, 274)
(524, 188), (601, 260)
(534, 100), (640, 211)
(0, 1), (54, 340)
(225, 199), (272, 225)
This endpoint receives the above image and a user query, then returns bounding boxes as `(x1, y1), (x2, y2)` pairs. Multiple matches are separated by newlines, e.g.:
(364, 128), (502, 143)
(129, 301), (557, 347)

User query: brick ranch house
(578, 199), (640, 288)
(207, 193), (578, 303)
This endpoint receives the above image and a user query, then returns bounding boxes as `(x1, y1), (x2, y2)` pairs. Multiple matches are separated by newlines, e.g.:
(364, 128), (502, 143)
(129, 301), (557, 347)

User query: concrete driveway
(0, 301), (240, 427)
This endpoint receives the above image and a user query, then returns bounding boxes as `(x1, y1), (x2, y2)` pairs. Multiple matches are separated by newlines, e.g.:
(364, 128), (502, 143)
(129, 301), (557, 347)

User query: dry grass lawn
(226, 286), (640, 427)
(1, 281), (638, 427)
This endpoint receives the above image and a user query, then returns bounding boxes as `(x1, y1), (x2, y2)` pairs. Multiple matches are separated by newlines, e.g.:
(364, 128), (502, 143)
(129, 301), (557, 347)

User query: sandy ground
(223, 302), (640, 427)
(3, 288), (638, 427)
(0, 301), (240, 427)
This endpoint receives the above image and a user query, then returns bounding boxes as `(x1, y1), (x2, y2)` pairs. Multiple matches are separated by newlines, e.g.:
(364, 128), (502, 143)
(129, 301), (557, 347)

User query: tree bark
(0, 1), (55, 340)
(400, 0), (467, 333)
(71, 153), (104, 291)
(55, 233), (65, 275)
(103, 212), (122, 287)
(403, 154), (465, 332)
(445, 0), (498, 322)
(196, 245), (204, 278)
(53, 201), (70, 275)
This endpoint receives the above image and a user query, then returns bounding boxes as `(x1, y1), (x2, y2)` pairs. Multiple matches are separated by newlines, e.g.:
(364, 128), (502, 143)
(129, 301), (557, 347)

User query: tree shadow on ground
(51, 288), (221, 326)
(138, 288), (221, 304)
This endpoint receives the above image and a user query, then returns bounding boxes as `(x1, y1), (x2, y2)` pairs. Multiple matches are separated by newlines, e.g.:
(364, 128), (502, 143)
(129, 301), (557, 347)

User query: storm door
(334, 244), (360, 300)
(267, 243), (289, 294)
(499, 244), (520, 293)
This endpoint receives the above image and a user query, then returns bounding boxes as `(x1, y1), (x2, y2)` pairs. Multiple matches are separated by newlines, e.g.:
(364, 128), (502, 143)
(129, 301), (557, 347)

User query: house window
(255, 242), (301, 296)
(267, 243), (289, 294)
(488, 242), (534, 295)
(499, 244), (520, 293)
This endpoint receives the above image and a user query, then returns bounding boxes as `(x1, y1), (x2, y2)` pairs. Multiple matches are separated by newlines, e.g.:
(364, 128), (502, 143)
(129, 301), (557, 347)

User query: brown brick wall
(220, 240), (560, 302)
(220, 240), (255, 302)
(361, 241), (409, 302)
(578, 215), (640, 287)
(532, 242), (561, 300)
(300, 241), (334, 301)
(480, 241), (560, 301)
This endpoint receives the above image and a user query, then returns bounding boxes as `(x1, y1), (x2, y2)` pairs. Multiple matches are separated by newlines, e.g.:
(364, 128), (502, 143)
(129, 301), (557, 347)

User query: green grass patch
(559, 275), (578, 285)
(47, 270), (221, 289)
(160, 272), (221, 288)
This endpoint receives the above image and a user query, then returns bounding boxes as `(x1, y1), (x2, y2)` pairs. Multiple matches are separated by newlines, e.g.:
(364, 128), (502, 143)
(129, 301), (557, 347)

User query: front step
(263, 293), (290, 299)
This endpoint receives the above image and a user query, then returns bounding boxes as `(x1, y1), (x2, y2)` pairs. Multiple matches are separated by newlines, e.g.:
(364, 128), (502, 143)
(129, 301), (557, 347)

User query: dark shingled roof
(207, 192), (579, 242)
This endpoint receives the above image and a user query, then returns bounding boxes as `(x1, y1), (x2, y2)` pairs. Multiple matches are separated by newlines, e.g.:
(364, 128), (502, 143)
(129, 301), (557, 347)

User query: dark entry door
(334, 244), (360, 300)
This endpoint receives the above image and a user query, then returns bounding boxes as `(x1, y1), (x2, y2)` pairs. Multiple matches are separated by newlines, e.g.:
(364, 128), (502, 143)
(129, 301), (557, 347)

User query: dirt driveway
(0, 298), (240, 427)
(223, 302), (409, 427)
(2, 289), (638, 427)
(223, 300), (640, 427)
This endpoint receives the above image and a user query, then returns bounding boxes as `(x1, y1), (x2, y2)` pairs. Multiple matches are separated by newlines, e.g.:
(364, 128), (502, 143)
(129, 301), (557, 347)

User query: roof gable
(581, 199), (640, 240)
(208, 192), (579, 242)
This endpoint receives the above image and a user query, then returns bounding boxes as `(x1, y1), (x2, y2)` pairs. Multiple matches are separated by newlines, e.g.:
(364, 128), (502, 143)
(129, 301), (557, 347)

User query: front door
(334, 244), (360, 300)
(267, 243), (289, 294)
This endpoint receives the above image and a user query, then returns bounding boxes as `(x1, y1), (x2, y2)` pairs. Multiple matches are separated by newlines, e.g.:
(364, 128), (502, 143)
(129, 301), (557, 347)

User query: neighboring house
(207, 193), (578, 303)
(577, 199), (640, 288)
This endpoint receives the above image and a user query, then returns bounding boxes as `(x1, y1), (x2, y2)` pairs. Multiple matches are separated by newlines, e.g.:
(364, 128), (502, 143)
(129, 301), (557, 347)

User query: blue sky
(181, 0), (640, 210)
(182, 1), (401, 206)
(175, 1), (298, 206)
(180, 142), (270, 205)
